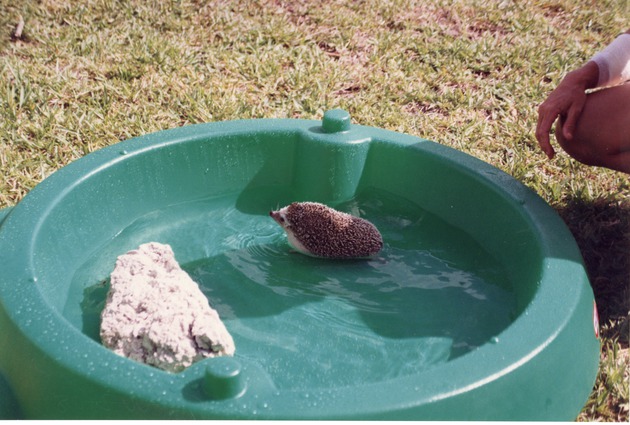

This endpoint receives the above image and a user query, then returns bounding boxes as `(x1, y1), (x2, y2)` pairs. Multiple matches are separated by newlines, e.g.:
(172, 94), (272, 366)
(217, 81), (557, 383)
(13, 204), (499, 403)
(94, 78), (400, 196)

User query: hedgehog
(269, 202), (383, 259)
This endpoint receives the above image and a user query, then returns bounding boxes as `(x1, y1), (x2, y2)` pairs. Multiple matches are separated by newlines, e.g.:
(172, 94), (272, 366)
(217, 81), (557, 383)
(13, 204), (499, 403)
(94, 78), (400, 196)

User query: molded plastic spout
(293, 109), (370, 202)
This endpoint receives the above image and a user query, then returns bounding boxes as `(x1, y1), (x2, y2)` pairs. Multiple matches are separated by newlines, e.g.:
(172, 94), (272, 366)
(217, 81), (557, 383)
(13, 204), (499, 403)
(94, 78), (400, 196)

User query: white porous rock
(100, 242), (235, 372)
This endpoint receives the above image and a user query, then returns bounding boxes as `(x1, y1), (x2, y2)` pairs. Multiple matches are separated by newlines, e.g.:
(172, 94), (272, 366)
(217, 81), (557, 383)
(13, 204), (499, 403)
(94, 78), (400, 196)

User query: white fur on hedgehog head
(269, 205), (292, 229)
(269, 202), (383, 259)
(269, 204), (311, 255)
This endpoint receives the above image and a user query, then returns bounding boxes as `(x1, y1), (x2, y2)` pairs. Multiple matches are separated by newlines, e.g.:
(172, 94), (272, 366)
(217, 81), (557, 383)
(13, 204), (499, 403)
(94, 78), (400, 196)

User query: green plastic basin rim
(0, 207), (12, 228)
(0, 110), (600, 419)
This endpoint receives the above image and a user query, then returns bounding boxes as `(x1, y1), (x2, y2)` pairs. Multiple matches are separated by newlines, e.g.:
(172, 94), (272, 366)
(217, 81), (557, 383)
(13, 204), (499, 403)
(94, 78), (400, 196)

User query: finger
(535, 107), (557, 159)
(561, 99), (585, 141)
(536, 130), (555, 159)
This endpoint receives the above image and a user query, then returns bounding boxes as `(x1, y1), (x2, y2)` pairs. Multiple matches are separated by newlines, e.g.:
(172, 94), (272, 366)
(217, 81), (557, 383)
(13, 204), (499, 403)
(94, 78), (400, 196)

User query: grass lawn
(0, 0), (628, 420)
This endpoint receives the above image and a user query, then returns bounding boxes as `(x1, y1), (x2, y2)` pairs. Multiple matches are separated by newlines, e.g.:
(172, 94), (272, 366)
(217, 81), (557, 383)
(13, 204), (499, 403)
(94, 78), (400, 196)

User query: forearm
(561, 60), (600, 91)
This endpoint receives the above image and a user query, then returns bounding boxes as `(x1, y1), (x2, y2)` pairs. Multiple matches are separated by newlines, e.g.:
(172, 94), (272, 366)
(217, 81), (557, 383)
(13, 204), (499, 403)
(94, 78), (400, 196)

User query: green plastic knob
(203, 357), (246, 400)
(322, 109), (351, 133)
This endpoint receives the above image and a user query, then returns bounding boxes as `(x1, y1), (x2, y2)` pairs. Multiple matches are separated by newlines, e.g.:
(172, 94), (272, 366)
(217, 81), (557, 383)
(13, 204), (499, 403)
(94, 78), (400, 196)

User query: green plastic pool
(0, 110), (599, 419)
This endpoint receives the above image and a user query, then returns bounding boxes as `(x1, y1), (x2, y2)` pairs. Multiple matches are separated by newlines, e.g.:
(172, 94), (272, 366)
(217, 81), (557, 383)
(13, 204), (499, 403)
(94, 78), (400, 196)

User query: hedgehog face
(269, 207), (291, 230)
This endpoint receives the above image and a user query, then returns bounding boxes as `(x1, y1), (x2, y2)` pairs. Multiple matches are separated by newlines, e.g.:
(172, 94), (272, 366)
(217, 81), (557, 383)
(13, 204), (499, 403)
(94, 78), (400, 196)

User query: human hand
(535, 61), (599, 159)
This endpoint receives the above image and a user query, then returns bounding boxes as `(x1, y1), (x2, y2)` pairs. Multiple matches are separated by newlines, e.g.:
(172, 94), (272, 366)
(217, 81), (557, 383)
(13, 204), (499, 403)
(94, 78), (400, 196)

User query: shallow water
(67, 189), (515, 389)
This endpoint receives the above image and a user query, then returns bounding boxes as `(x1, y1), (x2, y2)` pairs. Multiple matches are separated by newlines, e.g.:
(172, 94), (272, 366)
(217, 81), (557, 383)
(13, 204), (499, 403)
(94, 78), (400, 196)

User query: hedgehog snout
(270, 210), (287, 226)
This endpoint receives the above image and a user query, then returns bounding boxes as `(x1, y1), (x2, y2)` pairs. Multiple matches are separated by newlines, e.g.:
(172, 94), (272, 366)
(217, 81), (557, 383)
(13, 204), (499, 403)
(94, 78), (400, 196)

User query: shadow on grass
(556, 195), (629, 346)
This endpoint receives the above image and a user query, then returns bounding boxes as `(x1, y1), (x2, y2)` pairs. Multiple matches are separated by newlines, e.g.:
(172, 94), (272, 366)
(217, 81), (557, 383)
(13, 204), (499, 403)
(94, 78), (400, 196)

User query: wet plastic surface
(0, 110), (599, 419)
